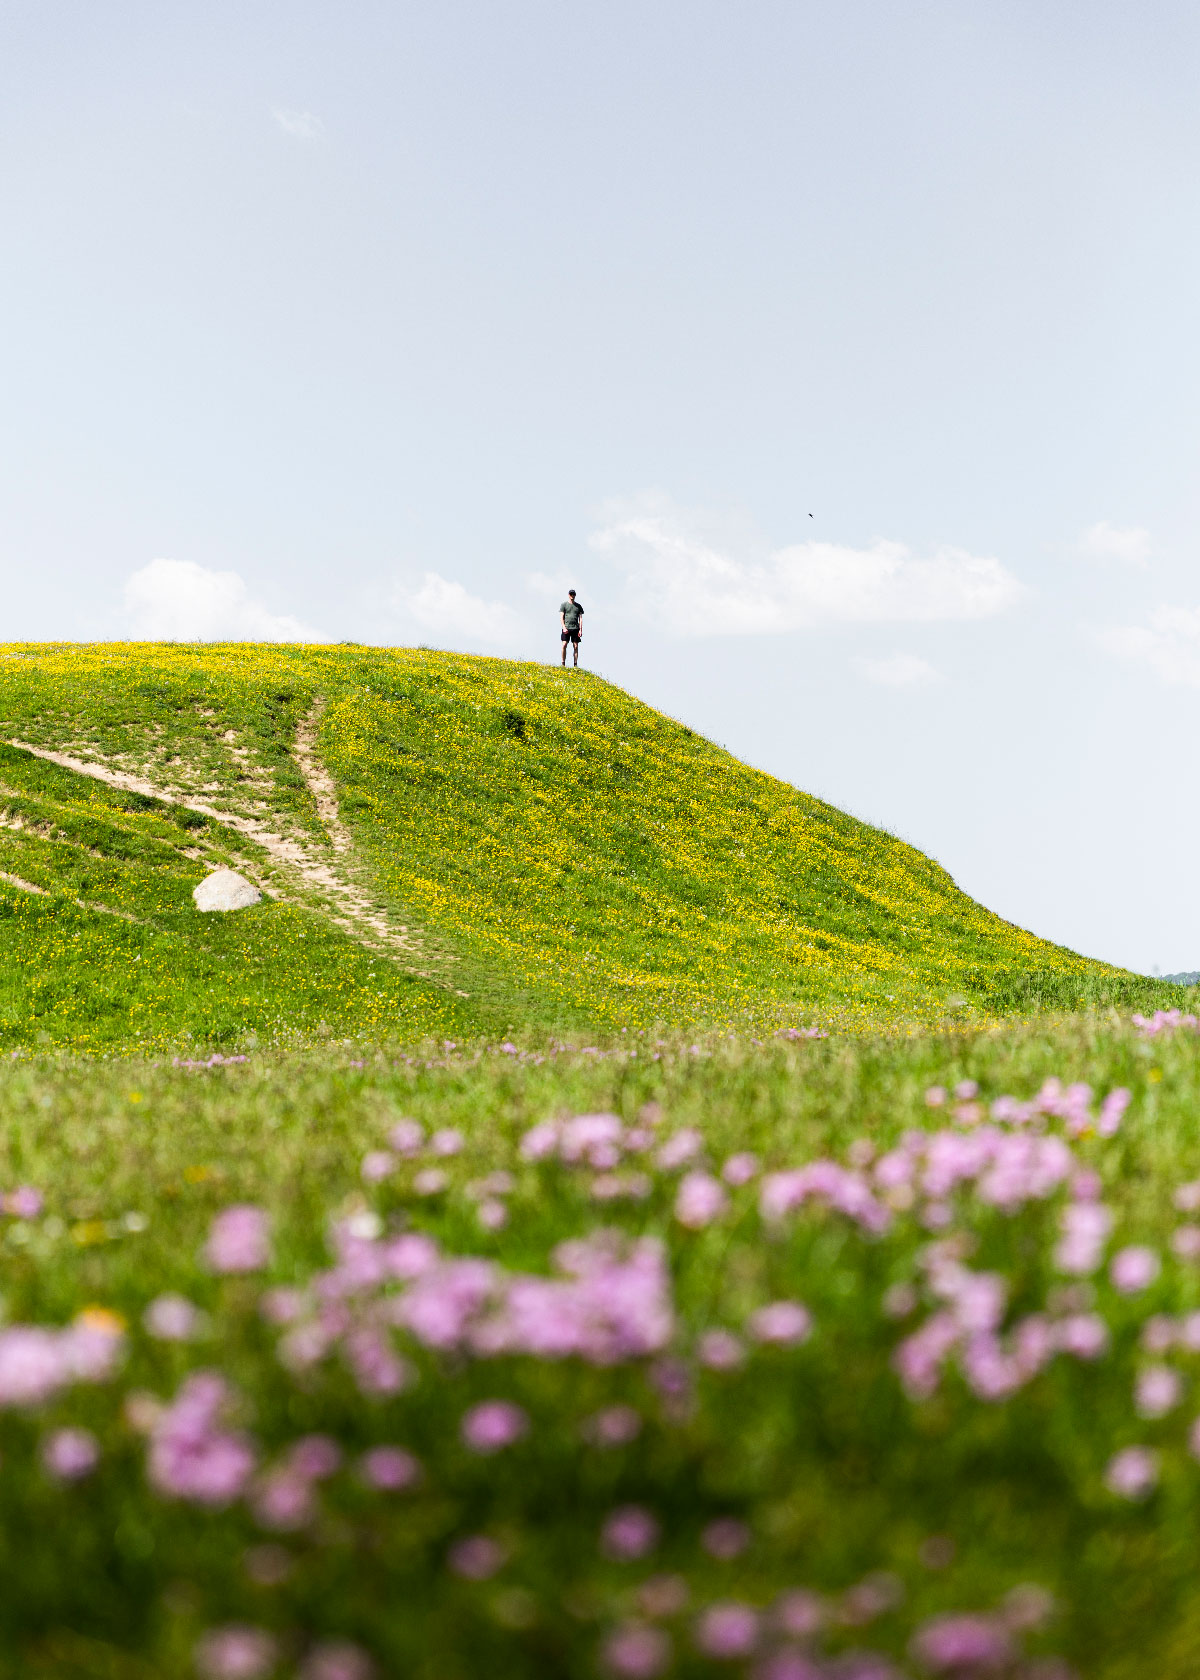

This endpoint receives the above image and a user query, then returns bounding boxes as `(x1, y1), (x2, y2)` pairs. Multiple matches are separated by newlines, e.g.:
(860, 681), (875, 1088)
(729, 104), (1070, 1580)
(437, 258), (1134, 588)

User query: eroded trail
(8, 712), (455, 985)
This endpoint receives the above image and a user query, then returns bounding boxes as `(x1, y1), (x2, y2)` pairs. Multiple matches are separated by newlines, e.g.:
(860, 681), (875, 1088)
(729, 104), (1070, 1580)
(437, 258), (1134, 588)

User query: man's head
(568, 590), (576, 599)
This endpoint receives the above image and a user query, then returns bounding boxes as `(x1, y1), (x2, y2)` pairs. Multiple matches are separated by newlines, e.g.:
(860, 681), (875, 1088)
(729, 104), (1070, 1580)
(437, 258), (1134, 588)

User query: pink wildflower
(383, 1232), (439, 1278)
(388, 1120), (424, 1155)
(722, 1153), (759, 1186)
(698, 1330), (746, 1370)
(477, 1199), (508, 1230)
(602, 1624), (673, 1678)
(1055, 1204), (1112, 1275)
(1105, 1445), (1158, 1499)
(1097, 1089), (1131, 1137)
(749, 1301), (812, 1345)
(412, 1169), (448, 1195)
(1135, 1366), (1183, 1418)
(583, 1405), (642, 1447)
(1056, 1314), (1109, 1359)
(702, 1518), (751, 1559)
(448, 1534), (505, 1579)
(42, 1426), (98, 1481)
(251, 1471), (313, 1532)
(429, 1128), (464, 1157)
(205, 1206), (270, 1274)
(519, 1121), (560, 1161)
(695, 1602), (760, 1659)
(5, 1187), (42, 1219)
(344, 1327), (410, 1398)
(148, 1371), (256, 1506)
(911, 1613), (1011, 1671)
(601, 1505), (661, 1560)
(675, 1172), (728, 1228)
(145, 1294), (203, 1341)
(194, 1626), (278, 1679)
(297, 1642), (375, 1680)
(360, 1151), (395, 1184)
(1173, 1225), (1200, 1260)
(359, 1445), (421, 1491)
(925, 1087), (947, 1107)
(656, 1129), (703, 1170)
(1110, 1246), (1160, 1294)
(773, 1590), (825, 1636)
(259, 1288), (306, 1325)
(461, 1399), (528, 1454)
(287, 1435), (342, 1479)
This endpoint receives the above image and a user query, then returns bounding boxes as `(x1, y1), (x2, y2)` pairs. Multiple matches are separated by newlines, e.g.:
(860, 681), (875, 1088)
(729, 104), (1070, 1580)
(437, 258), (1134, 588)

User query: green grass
(0, 642), (1184, 1051)
(0, 1020), (1199, 1674)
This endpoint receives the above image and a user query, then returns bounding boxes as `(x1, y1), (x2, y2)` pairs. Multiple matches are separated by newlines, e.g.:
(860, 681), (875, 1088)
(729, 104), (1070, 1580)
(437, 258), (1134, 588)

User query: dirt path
(8, 726), (451, 982)
(294, 700), (351, 855)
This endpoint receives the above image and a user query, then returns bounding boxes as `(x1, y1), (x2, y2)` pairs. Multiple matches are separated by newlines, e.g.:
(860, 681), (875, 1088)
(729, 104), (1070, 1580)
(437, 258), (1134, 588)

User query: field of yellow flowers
(0, 641), (1174, 1051)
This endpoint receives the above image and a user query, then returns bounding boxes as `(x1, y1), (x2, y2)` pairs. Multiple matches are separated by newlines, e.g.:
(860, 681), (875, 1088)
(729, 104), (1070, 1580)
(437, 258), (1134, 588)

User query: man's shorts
(561, 628), (581, 644)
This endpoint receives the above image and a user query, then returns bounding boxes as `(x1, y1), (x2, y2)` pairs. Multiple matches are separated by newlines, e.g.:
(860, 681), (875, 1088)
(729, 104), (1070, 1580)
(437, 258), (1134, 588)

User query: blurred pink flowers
(675, 1172), (728, 1228)
(297, 1641), (375, 1680)
(1110, 1246), (1160, 1294)
(448, 1534), (506, 1578)
(148, 1371), (256, 1506)
(42, 1426), (98, 1480)
(695, 1602), (760, 1659)
(911, 1613), (1012, 1672)
(205, 1205), (270, 1274)
(601, 1505), (661, 1560)
(749, 1302), (812, 1346)
(144, 1293), (203, 1341)
(194, 1625), (279, 1679)
(602, 1623), (672, 1677)
(461, 1399), (528, 1453)
(1105, 1446), (1158, 1499)
(359, 1445), (421, 1491)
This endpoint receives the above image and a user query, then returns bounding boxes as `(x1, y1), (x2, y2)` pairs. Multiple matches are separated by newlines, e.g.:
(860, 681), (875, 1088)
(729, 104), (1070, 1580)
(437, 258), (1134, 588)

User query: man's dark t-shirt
(561, 599), (584, 632)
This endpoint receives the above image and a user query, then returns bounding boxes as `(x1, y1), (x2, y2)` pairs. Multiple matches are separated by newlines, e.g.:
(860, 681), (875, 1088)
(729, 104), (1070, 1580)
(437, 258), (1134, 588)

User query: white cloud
(852, 652), (942, 687)
(271, 107), (325, 140)
(123, 559), (321, 642)
(390, 572), (528, 651)
(1077, 521), (1151, 566)
(589, 494), (1024, 636)
(1097, 605), (1200, 687)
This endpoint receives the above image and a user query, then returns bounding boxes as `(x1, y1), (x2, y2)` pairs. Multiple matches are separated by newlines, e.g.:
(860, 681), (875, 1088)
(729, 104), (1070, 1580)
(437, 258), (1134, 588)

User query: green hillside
(0, 642), (1162, 1050)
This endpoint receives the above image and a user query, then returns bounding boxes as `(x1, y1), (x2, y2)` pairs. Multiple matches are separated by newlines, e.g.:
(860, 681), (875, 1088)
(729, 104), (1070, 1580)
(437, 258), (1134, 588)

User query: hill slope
(0, 643), (1161, 1049)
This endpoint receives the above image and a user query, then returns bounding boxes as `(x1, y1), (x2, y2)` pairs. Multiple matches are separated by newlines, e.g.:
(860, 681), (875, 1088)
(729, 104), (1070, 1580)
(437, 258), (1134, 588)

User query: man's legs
(572, 634), (580, 667)
(560, 634), (567, 666)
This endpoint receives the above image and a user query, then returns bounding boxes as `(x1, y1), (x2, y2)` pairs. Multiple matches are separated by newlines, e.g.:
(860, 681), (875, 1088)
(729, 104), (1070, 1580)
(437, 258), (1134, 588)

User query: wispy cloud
(1097, 606), (1200, 687)
(123, 559), (321, 642)
(852, 652), (942, 687)
(589, 494), (1025, 636)
(1077, 521), (1151, 566)
(271, 107), (325, 141)
(390, 572), (528, 652)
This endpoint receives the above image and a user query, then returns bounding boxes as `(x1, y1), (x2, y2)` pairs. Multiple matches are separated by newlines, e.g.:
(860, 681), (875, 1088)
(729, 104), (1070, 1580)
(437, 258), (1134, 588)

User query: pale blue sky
(3, 2), (1199, 973)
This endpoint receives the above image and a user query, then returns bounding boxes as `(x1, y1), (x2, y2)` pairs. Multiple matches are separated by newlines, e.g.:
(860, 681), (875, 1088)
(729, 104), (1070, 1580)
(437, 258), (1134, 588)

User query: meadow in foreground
(2, 1016), (1200, 1677)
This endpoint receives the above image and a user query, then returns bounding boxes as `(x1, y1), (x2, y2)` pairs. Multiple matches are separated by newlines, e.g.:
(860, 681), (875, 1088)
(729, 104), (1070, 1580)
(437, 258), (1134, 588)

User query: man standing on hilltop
(559, 589), (584, 667)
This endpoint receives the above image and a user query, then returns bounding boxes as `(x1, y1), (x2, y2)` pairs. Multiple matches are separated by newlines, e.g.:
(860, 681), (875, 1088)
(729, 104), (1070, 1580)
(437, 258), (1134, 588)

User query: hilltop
(0, 642), (1167, 1051)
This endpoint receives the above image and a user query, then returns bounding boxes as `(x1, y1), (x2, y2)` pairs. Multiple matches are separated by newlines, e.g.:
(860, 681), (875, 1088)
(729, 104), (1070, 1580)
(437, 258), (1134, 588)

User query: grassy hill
(0, 642), (1171, 1051)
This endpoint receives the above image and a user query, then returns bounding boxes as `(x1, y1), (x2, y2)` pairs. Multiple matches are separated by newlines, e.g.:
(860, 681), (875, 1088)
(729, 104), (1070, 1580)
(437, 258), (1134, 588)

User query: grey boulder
(193, 869), (262, 913)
